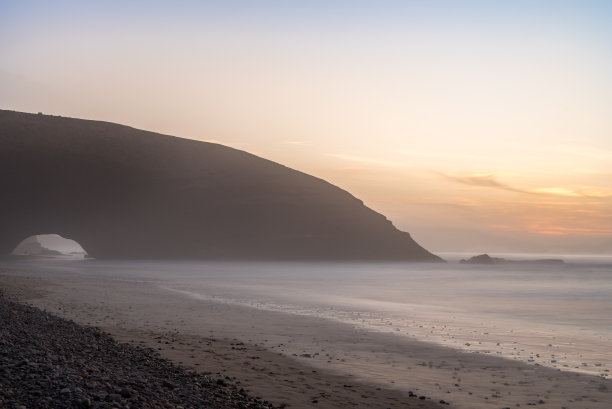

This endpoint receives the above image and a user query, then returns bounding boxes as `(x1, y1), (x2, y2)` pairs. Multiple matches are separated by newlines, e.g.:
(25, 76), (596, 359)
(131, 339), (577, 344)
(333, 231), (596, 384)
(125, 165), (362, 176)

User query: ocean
(11, 253), (611, 379)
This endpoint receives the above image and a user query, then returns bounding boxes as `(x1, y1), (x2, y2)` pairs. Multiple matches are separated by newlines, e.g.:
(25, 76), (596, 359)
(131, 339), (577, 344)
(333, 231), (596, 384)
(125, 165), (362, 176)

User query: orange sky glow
(1, 1), (611, 254)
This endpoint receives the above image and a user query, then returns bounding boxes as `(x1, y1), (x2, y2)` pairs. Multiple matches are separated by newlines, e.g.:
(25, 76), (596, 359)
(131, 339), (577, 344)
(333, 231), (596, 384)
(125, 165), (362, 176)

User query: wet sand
(1, 266), (610, 409)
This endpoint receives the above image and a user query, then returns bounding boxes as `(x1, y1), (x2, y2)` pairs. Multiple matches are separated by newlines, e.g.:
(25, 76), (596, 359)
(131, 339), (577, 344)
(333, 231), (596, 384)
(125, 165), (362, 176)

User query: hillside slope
(0, 110), (442, 261)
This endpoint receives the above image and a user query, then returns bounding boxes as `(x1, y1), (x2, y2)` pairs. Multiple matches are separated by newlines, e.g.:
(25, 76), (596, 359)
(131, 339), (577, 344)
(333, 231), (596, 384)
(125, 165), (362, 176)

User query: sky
(1, 0), (611, 254)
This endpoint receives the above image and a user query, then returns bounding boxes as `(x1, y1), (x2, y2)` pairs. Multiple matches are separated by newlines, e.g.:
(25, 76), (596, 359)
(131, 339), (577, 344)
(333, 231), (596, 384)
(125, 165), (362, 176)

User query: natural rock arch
(0, 110), (442, 262)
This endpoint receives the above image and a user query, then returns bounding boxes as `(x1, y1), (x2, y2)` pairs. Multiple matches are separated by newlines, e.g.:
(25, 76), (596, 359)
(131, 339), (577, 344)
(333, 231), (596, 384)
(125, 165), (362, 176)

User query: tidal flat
(1, 258), (611, 408)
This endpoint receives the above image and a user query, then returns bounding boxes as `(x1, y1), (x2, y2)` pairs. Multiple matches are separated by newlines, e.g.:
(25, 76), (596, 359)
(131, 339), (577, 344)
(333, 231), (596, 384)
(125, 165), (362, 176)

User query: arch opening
(12, 234), (89, 259)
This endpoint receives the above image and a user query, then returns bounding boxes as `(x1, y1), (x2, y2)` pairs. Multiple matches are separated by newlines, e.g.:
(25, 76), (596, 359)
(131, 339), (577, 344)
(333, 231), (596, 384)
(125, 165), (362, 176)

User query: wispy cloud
(526, 187), (582, 197)
(327, 153), (405, 167)
(491, 223), (612, 237)
(529, 225), (612, 236)
(439, 172), (612, 198)
(525, 187), (612, 198)
(437, 173), (522, 192)
(396, 150), (476, 160)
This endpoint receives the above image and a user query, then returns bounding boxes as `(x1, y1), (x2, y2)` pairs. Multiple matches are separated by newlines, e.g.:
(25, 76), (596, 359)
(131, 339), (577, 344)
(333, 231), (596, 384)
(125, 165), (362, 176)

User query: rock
(460, 253), (565, 265)
(0, 110), (442, 262)
(11, 234), (88, 259)
(106, 393), (121, 402)
(460, 254), (503, 264)
(0, 292), (277, 408)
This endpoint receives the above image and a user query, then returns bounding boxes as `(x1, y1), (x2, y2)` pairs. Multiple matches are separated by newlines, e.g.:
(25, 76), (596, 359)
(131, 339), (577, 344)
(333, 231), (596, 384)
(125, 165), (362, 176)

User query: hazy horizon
(2, 1), (611, 254)
(7, 258), (612, 379)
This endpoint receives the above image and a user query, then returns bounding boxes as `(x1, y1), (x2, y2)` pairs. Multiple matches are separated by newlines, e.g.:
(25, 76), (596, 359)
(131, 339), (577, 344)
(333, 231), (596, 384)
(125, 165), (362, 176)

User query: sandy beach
(1, 263), (610, 409)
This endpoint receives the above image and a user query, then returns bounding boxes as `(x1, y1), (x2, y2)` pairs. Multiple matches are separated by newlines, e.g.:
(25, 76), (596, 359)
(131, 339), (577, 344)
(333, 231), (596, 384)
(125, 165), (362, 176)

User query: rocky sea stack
(460, 254), (565, 265)
(0, 110), (441, 261)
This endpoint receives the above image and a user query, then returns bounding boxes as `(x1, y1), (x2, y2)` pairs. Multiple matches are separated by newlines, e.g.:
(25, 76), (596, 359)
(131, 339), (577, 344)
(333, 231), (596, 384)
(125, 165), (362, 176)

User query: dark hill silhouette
(0, 110), (442, 261)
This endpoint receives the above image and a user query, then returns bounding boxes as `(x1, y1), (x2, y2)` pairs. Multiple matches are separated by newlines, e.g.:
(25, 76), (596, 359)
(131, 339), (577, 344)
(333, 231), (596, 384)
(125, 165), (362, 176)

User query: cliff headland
(0, 110), (441, 261)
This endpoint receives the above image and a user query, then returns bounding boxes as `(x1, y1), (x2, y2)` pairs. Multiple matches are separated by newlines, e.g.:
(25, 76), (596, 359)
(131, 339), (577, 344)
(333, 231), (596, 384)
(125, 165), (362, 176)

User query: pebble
(0, 291), (277, 408)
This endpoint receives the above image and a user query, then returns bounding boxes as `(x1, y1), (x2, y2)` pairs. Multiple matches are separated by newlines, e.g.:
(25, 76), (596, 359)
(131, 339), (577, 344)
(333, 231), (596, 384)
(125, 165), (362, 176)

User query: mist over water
(10, 257), (612, 378)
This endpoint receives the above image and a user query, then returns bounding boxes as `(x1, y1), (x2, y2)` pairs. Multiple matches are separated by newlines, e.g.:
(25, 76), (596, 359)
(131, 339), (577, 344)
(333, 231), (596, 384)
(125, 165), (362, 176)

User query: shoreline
(1, 265), (610, 408)
(0, 269), (445, 409)
(0, 288), (277, 409)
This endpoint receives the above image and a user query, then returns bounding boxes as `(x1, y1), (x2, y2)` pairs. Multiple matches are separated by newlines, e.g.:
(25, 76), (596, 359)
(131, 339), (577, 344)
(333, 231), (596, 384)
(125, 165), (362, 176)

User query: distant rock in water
(460, 254), (504, 264)
(12, 234), (88, 259)
(0, 110), (442, 261)
(460, 254), (565, 265)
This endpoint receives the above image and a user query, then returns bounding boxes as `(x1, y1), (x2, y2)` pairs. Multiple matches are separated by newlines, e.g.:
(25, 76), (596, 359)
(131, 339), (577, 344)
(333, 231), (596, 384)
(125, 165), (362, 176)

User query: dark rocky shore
(0, 292), (277, 409)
